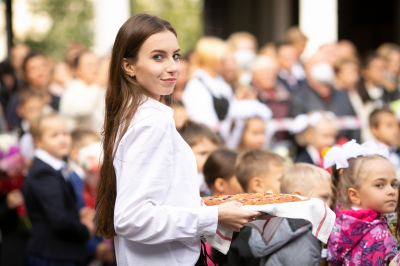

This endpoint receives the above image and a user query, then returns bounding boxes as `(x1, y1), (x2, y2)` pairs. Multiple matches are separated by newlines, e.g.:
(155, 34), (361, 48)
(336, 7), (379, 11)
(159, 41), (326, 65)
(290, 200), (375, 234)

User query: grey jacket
(249, 219), (322, 266)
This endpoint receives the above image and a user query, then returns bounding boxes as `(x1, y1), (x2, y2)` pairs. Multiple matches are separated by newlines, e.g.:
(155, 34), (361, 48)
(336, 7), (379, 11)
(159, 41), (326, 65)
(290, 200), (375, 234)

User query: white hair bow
(289, 111), (336, 134)
(323, 140), (390, 170)
(220, 99), (273, 150)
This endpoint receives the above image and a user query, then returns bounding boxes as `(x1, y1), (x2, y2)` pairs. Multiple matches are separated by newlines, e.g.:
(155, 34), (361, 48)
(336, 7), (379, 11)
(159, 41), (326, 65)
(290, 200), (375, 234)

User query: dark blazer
(0, 195), (30, 266)
(23, 158), (89, 262)
(295, 150), (315, 165)
(289, 83), (361, 142)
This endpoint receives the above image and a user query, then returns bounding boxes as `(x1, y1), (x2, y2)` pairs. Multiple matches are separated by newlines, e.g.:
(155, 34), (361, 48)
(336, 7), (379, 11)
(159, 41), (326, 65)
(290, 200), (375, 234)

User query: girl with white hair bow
(289, 110), (338, 166)
(220, 99), (272, 151)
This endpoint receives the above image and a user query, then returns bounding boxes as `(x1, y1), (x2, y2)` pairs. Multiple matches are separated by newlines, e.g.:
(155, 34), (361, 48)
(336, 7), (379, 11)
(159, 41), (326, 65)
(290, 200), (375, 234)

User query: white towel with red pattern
(205, 196), (336, 255)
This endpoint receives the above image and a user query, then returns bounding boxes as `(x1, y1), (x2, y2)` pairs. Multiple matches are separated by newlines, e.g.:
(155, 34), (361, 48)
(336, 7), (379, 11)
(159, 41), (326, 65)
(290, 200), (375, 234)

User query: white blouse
(113, 97), (218, 266)
(182, 69), (233, 130)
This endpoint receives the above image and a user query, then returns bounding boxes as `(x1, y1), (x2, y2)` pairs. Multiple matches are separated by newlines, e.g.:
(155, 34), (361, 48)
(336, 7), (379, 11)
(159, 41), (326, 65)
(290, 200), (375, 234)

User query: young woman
(95, 14), (261, 266)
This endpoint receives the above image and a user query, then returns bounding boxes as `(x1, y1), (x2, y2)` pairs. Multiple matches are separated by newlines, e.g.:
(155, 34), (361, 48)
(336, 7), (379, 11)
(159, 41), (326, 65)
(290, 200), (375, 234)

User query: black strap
(197, 77), (229, 121)
(195, 240), (216, 266)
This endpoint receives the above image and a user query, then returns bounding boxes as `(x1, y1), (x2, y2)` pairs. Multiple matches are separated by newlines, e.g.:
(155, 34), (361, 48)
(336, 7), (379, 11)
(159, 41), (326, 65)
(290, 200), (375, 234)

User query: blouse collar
(143, 96), (174, 117)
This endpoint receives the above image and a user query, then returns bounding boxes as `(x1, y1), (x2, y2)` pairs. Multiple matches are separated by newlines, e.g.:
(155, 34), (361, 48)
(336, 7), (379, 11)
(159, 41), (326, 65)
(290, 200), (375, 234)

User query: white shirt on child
(113, 97), (218, 266)
(375, 140), (400, 169)
(182, 69), (233, 131)
(34, 149), (69, 180)
(306, 145), (321, 166)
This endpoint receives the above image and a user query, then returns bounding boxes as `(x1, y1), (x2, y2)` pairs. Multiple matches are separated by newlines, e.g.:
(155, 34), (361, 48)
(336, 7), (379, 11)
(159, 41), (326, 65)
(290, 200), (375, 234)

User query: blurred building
(204, 0), (400, 59)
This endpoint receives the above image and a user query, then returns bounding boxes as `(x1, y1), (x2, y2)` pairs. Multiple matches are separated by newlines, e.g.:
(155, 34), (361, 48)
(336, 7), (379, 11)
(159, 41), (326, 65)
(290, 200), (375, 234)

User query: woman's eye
(376, 184), (383, 188)
(153, 55), (162, 60)
(173, 54), (180, 60)
(392, 183), (398, 188)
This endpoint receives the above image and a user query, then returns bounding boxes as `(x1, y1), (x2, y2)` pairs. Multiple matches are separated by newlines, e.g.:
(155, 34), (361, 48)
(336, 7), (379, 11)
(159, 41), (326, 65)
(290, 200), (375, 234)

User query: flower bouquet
(0, 133), (31, 231)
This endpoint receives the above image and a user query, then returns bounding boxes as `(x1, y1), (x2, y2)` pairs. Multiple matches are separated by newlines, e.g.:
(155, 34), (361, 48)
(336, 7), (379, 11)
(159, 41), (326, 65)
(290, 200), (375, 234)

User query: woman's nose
(166, 59), (179, 74)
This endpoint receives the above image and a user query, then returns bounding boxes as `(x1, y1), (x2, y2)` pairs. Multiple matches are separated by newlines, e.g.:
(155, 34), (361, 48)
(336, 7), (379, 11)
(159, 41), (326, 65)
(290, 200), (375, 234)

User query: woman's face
(131, 31), (181, 100)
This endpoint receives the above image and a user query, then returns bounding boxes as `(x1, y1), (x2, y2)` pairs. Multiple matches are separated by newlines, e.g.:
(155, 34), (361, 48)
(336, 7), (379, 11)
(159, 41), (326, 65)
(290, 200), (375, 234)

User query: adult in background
(376, 43), (400, 102)
(286, 26), (308, 82)
(5, 52), (55, 130)
(252, 55), (290, 119)
(289, 54), (359, 141)
(276, 42), (305, 93)
(60, 51), (105, 135)
(182, 37), (233, 131)
(95, 14), (261, 266)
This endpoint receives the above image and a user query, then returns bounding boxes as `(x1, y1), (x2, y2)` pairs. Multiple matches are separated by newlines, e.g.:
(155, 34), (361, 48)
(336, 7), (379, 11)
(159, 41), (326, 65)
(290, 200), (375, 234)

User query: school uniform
(113, 97), (218, 266)
(23, 149), (89, 265)
(295, 145), (320, 166)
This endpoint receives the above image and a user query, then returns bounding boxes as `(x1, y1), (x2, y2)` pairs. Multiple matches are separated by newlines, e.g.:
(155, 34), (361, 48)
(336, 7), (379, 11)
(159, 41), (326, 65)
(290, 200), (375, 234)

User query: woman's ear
(348, 188), (361, 206)
(122, 58), (136, 77)
(214, 178), (227, 194)
(248, 177), (264, 193)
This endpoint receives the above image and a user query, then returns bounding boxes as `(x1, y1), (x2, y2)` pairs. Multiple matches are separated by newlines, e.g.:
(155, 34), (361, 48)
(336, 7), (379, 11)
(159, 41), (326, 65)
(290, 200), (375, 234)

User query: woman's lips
(161, 78), (176, 84)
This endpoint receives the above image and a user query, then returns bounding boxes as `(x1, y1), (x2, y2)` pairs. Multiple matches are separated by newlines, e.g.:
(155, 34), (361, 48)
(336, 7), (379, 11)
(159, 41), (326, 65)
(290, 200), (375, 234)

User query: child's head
(332, 155), (397, 213)
(203, 148), (244, 196)
(361, 52), (385, 87)
(179, 121), (220, 173)
(221, 99), (271, 151)
(30, 113), (71, 159)
(334, 59), (359, 90)
(194, 37), (227, 74)
(369, 108), (399, 147)
(281, 163), (332, 207)
(238, 117), (266, 152)
(235, 149), (287, 194)
(227, 31), (258, 52)
(70, 127), (101, 163)
(292, 111), (338, 150)
(17, 89), (45, 122)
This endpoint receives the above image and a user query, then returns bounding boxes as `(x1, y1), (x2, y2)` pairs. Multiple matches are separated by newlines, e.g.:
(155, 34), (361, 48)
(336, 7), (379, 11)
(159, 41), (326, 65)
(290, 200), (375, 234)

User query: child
(236, 148), (287, 194)
(220, 99), (272, 152)
(324, 140), (398, 265)
(290, 111), (338, 167)
(69, 128), (101, 210)
(249, 163), (332, 266)
(17, 89), (47, 166)
(203, 148), (244, 197)
(203, 148), (244, 266)
(23, 113), (94, 265)
(78, 140), (115, 265)
(389, 183), (400, 265)
(179, 121), (220, 195)
(369, 108), (400, 168)
(218, 149), (287, 266)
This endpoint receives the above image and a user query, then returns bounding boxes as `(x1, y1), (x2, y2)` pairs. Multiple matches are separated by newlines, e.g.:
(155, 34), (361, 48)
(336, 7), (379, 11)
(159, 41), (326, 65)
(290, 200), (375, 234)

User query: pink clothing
(327, 207), (397, 266)
(205, 242), (218, 266)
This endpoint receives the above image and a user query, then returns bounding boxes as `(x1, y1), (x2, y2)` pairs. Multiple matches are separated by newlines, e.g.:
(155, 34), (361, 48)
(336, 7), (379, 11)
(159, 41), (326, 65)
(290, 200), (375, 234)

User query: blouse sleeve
(113, 119), (218, 244)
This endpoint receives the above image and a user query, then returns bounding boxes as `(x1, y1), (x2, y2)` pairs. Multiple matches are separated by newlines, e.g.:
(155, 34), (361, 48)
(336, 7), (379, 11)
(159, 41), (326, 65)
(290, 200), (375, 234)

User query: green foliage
(24, 0), (93, 60)
(131, 0), (203, 55)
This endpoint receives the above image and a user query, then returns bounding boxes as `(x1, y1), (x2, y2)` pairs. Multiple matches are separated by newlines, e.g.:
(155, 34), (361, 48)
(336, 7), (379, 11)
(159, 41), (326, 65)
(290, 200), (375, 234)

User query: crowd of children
(2, 23), (400, 266)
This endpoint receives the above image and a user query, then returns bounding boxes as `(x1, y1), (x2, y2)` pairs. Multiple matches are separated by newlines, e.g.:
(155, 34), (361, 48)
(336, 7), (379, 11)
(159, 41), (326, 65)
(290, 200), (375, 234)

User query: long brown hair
(95, 13), (177, 239)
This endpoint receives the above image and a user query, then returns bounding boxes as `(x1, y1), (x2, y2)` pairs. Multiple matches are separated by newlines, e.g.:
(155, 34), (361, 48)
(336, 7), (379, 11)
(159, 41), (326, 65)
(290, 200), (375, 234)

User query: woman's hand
(217, 201), (261, 231)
